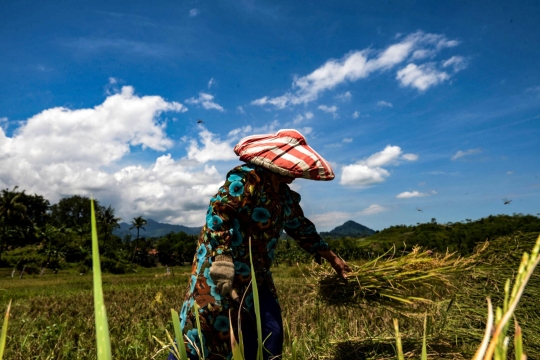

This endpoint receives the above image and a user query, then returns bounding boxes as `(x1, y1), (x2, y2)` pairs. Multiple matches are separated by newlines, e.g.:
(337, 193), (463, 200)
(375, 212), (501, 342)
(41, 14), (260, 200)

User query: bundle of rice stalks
(310, 244), (483, 307)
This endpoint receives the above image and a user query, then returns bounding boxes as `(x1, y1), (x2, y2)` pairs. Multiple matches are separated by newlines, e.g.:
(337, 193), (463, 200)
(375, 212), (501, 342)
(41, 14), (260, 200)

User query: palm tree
(0, 186), (27, 260)
(98, 205), (121, 246)
(130, 216), (147, 263)
(130, 216), (147, 241)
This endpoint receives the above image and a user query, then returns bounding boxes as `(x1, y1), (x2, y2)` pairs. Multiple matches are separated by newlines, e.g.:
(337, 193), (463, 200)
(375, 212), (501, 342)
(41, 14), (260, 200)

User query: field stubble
(0, 232), (539, 359)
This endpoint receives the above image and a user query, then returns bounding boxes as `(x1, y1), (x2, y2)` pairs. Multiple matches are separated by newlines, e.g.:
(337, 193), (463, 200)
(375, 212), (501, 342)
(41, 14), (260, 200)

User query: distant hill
(114, 218), (202, 239)
(320, 220), (376, 238)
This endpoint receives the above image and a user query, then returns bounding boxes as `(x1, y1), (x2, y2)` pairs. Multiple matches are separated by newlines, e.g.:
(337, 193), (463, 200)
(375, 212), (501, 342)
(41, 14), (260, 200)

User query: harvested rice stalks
(310, 244), (484, 306)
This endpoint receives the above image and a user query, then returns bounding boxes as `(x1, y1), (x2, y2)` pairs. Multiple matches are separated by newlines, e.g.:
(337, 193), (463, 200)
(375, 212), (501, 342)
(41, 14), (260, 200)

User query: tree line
(0, 187), (197, 274)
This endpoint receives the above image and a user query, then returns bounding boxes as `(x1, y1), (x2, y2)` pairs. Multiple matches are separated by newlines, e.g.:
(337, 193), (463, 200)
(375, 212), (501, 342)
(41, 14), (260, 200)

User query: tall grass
(0, 228), (539, 359)
(90, 198), (112, 360)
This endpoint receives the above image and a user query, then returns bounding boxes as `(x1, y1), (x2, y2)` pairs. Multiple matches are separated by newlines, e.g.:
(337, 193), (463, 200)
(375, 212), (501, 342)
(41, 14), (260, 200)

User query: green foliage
(156, 232), (197, 267)
(368, 214), (540, 255)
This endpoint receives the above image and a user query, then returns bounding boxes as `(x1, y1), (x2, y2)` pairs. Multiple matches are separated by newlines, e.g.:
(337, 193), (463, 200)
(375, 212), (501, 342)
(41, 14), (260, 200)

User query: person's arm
(283, 190), (351, 278)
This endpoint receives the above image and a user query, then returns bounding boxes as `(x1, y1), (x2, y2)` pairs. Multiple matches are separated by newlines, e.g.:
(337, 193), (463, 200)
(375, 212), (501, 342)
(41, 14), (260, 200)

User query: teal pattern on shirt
(178, 163), (329, 359)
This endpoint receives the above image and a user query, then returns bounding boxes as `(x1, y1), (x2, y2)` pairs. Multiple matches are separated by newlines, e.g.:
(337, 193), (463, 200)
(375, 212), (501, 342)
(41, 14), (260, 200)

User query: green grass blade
(514, 319), (524, 360)
(421, 313), (428, 360)
(171, 309), (189, 360)
(193, 302), (206, 360)
(393, 318), (405, 360)
(230, 310), (244, 360)
(90, 198), (112, 360)
(291, 336), (298, 360)
(0, 300), (11, 360)
(249, 237), (264, 360)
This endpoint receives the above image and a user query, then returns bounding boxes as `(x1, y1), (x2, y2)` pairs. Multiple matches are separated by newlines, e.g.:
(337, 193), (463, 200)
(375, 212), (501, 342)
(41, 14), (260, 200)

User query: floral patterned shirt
(179, 163), (329, 359)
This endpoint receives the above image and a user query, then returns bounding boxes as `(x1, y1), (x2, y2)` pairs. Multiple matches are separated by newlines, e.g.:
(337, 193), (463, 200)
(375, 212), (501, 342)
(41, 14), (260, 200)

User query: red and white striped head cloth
(233, 129), (335, 181)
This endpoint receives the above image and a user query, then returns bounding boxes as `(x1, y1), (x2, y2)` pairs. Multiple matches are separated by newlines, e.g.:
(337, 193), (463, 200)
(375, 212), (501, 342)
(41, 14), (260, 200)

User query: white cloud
(187, 128), (237, 163)
(318, 105), (338, 113)
(396, 190), (430, 199)
(0, 85), (246, 227)
(352, 111), (359, 119)
(227, 120), (281, 141)
(451, 148), (483, 160)
(335, 91), (352, 102)
(442, 56), (468, 72)
(401, 153), (418, 161)
(377, 100), (393, 107)
(308, 205), (386, 228)
(507, 171), (514, 175)
(292, 114), (304, 125)
(189, 8), (200, 17)
(340, 145), (414, 186)
(305, 111), (314, 119)
(342, 138), (353, 143)
(208, 78), (216, 88)
(185, 92), (225, 111)
(396, 63), (450, 91)
(237, 106), (245, 114)
(252, 31), (463, 108)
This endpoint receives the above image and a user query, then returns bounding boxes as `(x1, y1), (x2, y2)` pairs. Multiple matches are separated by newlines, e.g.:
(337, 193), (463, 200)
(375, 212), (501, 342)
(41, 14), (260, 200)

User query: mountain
(113, 218), (202, 239)
(320, 220), (376, 238)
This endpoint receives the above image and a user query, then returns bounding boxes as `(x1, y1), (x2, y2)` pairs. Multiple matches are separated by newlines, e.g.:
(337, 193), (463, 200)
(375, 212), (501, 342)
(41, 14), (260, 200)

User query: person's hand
(318, 250), (352, 279)
(329, 256), (352, 279)
(210, 255), (235, 296)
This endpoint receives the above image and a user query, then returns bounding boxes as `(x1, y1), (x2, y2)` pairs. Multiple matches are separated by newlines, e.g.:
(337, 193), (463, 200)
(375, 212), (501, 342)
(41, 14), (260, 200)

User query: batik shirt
(179, 163), (329, 359)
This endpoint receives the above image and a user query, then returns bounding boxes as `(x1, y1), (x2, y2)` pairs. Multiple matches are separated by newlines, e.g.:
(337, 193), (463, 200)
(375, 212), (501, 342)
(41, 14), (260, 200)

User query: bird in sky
(197, 119), (204, 124)
(503, 198), (512, 205)
(416, 207), (423, 212)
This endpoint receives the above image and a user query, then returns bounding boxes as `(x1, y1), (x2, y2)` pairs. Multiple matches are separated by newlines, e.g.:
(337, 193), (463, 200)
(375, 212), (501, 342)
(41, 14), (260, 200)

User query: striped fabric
(233, 129), (335, 181)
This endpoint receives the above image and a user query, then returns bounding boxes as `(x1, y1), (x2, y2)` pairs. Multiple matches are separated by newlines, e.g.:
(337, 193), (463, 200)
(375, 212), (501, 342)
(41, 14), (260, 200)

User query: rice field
(0, 231), (539, 359)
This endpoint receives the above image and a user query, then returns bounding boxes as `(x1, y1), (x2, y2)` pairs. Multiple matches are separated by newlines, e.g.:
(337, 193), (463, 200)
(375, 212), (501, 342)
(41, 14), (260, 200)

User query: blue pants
(169, 283), (283, 360)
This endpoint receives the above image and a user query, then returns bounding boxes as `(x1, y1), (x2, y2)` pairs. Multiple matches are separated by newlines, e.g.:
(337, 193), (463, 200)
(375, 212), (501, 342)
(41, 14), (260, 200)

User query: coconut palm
(130, 216), (147, 263)
(98, 205), (121, 246)
(0, 186), (27, 260)
(130, 216), (147, 241)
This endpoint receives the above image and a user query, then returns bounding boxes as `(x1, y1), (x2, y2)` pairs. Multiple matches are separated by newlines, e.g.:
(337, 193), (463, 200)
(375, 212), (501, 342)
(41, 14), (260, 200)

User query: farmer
(171, 129), (351, 360)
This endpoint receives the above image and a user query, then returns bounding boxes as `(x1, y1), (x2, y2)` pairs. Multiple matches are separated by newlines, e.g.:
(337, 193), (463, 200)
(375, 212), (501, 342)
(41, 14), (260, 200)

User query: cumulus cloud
(352, 111), (359, 119)
(0, 85), (242, 227)
(377, 100), (393, 107)
(401, 153), (418, 161)
(189, 8), (200, 17)
(396, 190), (431, 199)
(252, 31), (463, 108)
(340, 145), (417, 186)
(236, 106), (245, 114)
(185, 92), (225, 111)
(451, 148), (483, 160)
(208, 78), (216, 88)
(186, 128), (237, 163)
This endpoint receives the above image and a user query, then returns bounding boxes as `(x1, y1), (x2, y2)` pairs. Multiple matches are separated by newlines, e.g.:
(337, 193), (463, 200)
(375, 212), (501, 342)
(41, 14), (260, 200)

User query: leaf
(249, 237), (264, 360)
(0, 300), (11, 360)
(230, 310), (244, 360)
(171, 309), (189, 360)
(90, 198), (112, 360)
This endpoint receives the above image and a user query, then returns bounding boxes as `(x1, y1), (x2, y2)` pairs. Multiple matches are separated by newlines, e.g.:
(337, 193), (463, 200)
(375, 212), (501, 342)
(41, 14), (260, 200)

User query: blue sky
(1, 1), (539, 231)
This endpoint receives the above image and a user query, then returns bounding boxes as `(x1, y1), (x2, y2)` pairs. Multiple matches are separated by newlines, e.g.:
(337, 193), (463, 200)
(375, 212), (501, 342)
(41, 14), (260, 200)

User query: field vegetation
(1, 187), (540, 359)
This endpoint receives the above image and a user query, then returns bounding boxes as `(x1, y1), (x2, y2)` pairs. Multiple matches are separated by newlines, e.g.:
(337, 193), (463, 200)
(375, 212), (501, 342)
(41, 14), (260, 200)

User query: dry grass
(0, 232), (539, 359)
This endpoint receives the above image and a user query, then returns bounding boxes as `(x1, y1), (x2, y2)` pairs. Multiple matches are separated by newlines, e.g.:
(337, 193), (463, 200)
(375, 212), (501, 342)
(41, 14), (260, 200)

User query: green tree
(50, 195), (99, 229)
(0, 186), (27, 260)
(98, 205), (121, 244)
(130, 216), (147, 242)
